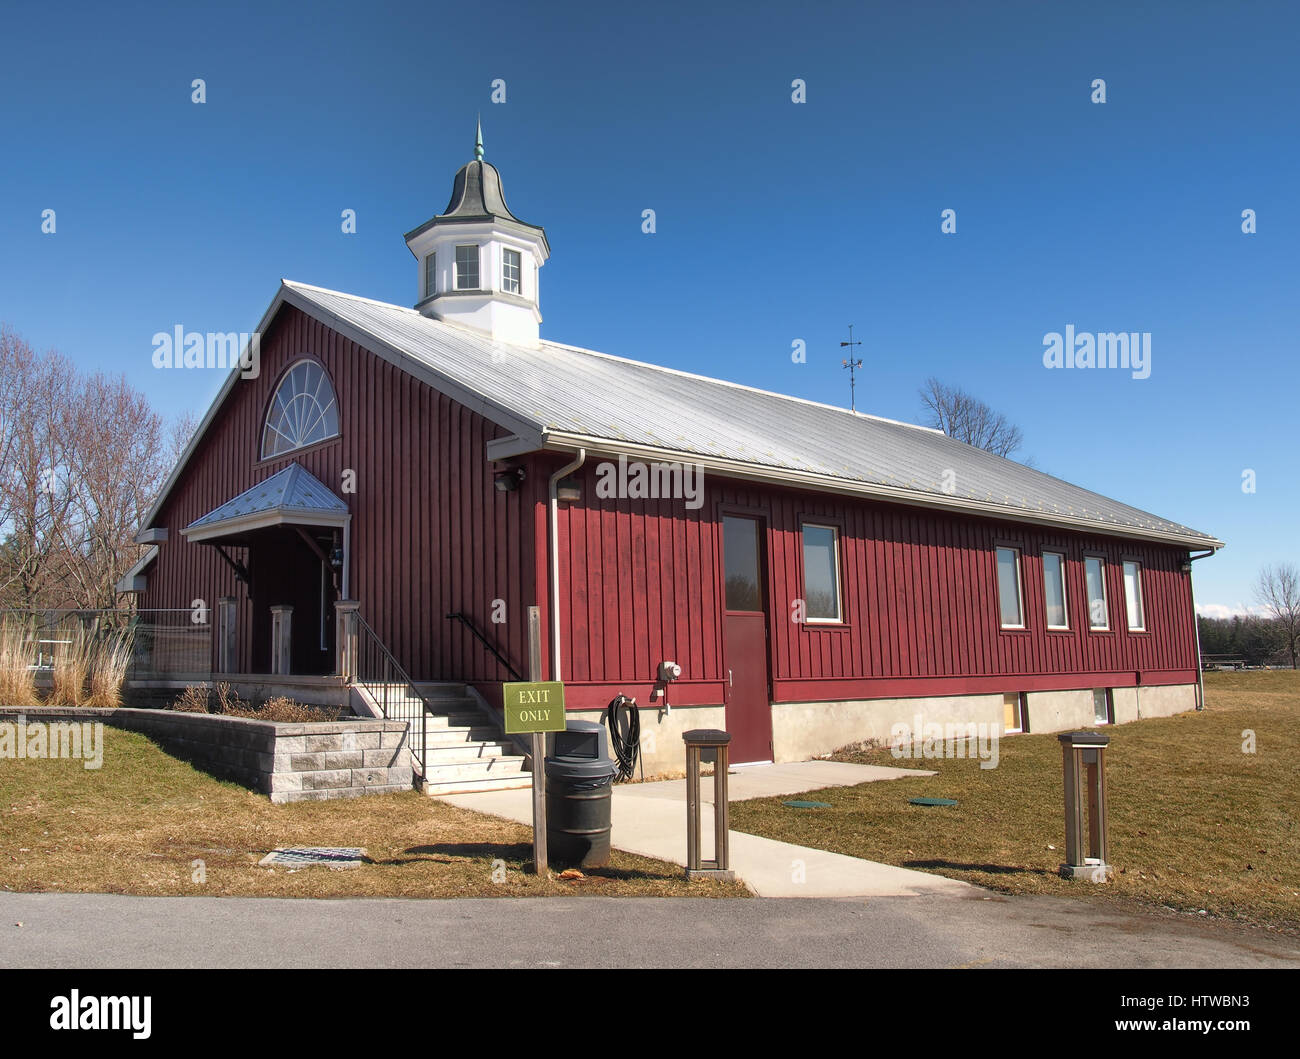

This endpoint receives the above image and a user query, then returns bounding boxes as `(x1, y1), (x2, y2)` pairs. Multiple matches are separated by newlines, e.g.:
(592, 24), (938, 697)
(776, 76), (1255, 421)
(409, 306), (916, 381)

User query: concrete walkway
(440, 759), (973, 899)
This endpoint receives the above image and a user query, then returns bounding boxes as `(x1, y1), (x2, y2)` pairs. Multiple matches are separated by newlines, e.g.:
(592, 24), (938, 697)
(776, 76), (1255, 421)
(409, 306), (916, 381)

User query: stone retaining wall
(0, 706), (413, 803)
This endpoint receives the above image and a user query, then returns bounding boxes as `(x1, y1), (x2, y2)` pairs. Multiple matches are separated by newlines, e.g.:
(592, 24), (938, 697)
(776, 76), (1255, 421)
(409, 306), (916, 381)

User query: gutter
(547, 448), (586, 681)
(535, 432), (1225, 552)
(1186, 549), (1217, 710)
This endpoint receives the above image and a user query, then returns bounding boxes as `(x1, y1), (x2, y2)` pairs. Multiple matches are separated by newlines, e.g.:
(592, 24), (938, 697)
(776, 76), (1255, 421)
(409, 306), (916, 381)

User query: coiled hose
(604, 694), (641, 782)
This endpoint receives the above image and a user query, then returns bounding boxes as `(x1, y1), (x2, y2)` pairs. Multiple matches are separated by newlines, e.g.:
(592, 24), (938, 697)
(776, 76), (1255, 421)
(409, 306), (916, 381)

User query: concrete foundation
(571, 682), (1199, 775)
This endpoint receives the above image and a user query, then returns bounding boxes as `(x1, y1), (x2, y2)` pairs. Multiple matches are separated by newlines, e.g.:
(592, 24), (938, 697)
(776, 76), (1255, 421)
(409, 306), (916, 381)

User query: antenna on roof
(840, 324), (864, 413)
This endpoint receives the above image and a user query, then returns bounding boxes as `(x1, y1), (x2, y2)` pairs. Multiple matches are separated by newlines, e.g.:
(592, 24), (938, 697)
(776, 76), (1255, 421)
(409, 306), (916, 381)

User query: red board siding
(142, 306), (537, 681)
(553, 465), (1198, 708)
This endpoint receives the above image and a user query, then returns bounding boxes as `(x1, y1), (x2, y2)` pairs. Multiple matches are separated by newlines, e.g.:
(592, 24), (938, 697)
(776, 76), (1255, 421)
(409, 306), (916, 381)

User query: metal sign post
(507, 606), (564, 875)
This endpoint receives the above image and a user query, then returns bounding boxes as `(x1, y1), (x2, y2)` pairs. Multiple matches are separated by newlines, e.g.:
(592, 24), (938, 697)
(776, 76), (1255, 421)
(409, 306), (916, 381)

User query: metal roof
(277, 281), (1221, 550)
(183, 462), (348, 539)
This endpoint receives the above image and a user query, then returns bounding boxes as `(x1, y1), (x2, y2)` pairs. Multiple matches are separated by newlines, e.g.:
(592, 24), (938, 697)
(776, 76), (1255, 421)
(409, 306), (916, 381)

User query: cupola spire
(402, 124), (550, 346)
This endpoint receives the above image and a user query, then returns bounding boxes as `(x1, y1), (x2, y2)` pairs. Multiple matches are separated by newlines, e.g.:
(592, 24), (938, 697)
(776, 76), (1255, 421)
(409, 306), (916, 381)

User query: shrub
(173, 684), (211, 713)
(0, 618), (38, 706)
(168, 683), (341, 722)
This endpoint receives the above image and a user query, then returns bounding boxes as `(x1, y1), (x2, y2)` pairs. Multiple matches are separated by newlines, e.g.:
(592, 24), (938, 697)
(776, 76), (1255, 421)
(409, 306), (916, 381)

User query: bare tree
(168, 408), (202, 466)
(1254, 563), (1300, 669)
(0, 326), (170, 611)
(919, 377), (1025, 458)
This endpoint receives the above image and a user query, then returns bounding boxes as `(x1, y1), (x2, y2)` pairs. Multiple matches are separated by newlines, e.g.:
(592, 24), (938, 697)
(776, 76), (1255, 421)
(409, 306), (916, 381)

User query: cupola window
(502, 248), (521, 295)
(423, 253), (436, 298)
(455, 245), (480, 290)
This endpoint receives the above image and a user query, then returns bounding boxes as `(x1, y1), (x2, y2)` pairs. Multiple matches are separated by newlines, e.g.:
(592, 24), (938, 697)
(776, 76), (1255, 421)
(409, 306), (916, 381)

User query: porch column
(217, 596), (237, 674)
(335, 600), (360, 681)
(270, 605), (293, 675)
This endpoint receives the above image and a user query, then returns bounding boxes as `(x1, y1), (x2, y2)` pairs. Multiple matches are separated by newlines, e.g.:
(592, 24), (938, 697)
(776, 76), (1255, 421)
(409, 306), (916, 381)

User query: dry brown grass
(729, 671), (1300, 933)
(85, 630), (133, 708)
(48, 623), (91, 706)
(0, 618), (38, 707)
(0, 726), (747, 899)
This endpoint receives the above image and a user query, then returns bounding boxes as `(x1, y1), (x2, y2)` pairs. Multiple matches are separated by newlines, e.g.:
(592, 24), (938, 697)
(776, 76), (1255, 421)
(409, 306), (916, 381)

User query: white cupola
(404, 120), (550, 347)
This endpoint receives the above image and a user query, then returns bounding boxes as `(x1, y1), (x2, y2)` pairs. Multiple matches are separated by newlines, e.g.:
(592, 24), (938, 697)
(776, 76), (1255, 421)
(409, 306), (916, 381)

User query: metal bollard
(1058, 730), (1112, 882)
(683, 729), (735, 882)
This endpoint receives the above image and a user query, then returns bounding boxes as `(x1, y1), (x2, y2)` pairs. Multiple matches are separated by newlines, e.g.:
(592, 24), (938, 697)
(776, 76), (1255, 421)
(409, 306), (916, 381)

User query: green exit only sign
(502, 681), (567, 734)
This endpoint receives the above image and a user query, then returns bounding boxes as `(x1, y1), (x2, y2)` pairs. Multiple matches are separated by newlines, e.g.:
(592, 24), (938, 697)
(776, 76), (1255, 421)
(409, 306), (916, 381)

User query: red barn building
(130, 131), (1222, 785)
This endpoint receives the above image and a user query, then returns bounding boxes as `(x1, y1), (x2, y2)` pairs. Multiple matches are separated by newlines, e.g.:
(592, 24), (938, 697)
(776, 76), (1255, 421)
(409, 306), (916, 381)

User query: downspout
(548, 448), (586, 681)
(1187, 549), (1216, 710)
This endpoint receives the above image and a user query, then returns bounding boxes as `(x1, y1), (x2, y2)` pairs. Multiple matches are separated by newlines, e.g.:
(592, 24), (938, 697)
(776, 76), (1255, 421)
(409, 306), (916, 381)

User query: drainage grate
(259, 847), (366, 868)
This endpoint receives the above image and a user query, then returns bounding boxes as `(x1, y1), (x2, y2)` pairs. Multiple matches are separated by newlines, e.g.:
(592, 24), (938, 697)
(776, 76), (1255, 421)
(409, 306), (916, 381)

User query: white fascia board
(538, 432), (1224, 552)
(486, 433), (546, 461)
(181, 509), (350, 543)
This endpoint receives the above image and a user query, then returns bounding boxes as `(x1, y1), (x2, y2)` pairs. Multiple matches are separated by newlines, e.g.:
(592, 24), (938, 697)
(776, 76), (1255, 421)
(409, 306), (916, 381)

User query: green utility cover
(909, 797), (958, 807)
(782, 800), (833, 809)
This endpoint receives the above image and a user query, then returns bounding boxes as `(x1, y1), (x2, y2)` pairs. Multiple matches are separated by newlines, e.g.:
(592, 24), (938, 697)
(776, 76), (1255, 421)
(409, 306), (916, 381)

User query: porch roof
(181, 463), (349, 543)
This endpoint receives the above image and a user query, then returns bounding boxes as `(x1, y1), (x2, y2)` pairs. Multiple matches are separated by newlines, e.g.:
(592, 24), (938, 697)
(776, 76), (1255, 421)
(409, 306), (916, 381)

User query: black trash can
(544, 720), (617, 868)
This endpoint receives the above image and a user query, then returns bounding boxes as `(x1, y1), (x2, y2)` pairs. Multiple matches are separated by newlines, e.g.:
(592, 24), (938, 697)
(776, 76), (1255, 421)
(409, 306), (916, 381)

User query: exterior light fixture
(494, 466), (526, 492)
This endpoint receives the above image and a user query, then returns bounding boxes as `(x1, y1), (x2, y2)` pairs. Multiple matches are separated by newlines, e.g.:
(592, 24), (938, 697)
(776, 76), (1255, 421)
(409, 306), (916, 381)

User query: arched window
(261, 360), (340, 458)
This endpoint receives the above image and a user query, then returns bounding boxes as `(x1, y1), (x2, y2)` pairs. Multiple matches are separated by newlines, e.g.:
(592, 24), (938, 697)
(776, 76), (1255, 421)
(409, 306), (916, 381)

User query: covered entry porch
(180, 463), (351, 678)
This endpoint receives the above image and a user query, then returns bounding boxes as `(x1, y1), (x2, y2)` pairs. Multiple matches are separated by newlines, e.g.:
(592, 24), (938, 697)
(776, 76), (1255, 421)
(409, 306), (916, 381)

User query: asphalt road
(1, 890), (1296, 968)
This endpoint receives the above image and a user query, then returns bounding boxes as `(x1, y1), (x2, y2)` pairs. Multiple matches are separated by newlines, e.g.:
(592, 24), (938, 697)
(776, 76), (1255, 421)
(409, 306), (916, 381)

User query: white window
(423, 253), (436, 298)
(1003, 692), (1026, 733)
(996, 547), (1024, 628)
(261, 360), (340, 459)
(1092, 688), (1113, 725)
(1085, 557), (1109, 630)
(1123, 561), (1145, 631)
(455, 245), (479, 290)
(801, 523), (842, 623)
(501, 247), (521, 295)
(1043, 551), (1068, 629)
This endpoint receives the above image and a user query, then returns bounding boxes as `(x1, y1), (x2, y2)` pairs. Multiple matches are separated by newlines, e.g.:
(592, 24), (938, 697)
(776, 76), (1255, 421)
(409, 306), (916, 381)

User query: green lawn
(730, 671), (1300, 933)
(1, 726), (747, 899)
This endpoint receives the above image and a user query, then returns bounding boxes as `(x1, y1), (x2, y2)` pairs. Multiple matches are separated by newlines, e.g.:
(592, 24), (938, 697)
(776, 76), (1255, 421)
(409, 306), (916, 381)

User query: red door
(722, 514), (773, 763)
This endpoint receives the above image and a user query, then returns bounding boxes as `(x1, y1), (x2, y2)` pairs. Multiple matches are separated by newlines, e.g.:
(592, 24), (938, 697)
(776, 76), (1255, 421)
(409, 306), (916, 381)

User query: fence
(0, 609), (211, 682)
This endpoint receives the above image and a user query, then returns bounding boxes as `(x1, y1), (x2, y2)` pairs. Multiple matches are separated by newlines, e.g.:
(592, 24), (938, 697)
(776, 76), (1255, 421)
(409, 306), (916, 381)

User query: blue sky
(1, 0), (1295, 612)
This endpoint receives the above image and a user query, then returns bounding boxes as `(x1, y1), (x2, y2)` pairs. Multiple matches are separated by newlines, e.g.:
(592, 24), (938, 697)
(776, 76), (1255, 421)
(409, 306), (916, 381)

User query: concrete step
(422, 741), (512, 762)
(418, 772), (534, 796)
(418, 756), (527, 781)
(420, 725), (502, 748)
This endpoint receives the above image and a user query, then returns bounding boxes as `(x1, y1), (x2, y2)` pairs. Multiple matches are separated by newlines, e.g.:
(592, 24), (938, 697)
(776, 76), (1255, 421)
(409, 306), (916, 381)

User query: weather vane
(841, 325), (864, 412)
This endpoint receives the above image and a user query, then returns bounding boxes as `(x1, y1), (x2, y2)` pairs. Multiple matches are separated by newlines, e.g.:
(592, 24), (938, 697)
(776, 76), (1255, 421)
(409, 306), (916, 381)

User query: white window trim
(1085, 555), (1110, 631)
(1043, 550), (1069, 630)
(801, 522), (843, 624)
(997, 546), (1025, 629)
(423, 252), (436, 299)
(1092, 687), (1113, 725)
(1123, 560), (1146, 632)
